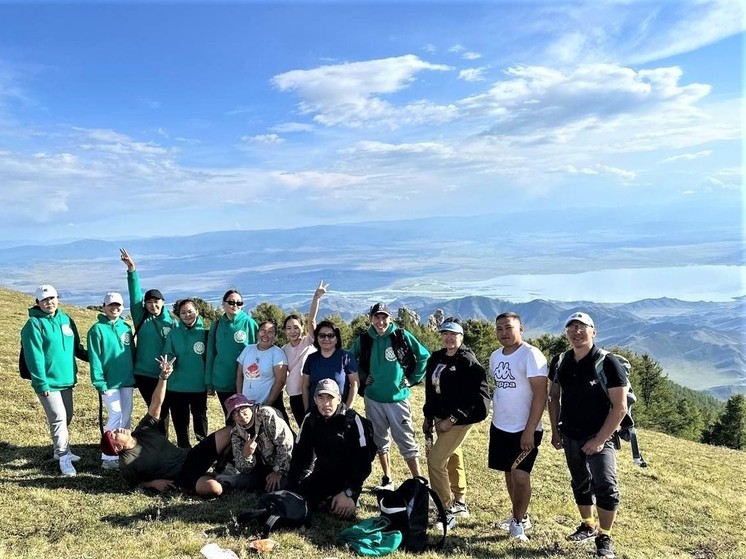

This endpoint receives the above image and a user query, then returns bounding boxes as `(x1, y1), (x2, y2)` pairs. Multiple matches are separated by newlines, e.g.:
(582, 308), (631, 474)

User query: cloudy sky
(0, 0), (742, 244)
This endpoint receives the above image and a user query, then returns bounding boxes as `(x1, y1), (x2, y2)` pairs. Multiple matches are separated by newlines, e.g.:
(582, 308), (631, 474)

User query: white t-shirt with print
(237, 344), (287, 404)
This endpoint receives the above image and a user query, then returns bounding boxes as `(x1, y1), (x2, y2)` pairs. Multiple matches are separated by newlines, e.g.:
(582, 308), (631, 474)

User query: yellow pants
(426, 423), (473, 509)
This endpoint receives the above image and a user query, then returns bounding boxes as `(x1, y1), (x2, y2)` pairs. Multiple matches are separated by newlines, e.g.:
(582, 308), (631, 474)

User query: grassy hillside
(1, 287), (744, 559)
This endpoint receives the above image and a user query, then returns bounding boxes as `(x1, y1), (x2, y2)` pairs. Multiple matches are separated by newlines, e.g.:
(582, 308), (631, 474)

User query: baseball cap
(564, 312), (595, 328)
(144, 289), (164, 302)
(369, 302), (392, 317)
(103, 292), (124, 306)
(315, 378), (341, 398)
(35, 284), (58, 301)
(224, 393), (254, 420)
(101, 430), (118, 456)
(439, 321), (464, 335)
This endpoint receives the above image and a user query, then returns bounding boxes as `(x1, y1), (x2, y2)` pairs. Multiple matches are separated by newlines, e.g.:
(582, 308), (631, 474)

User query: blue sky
(0, 0), (743, 244)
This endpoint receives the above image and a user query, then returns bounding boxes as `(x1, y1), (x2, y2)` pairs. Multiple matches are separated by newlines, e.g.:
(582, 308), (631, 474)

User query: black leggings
(167, 390), (208, 449)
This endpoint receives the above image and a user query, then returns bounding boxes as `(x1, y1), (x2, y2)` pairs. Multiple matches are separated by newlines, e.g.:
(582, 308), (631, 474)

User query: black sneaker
(375, 476), (395, 491)
(566, 522), (598, 543)
(595, 534), (616, 558)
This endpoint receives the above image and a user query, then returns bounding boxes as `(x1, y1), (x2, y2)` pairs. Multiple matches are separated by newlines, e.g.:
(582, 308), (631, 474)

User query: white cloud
(448, 44), (465, 53)
(458, 67), (488, 82)
(72, 127), (172, 155)
(462, 52), (482, 60)
(659, 150), (712, 164)
(551, 164), (636, 181)
(423, 43), (437, 54)
(271, 122), (314, 133)
(241, 133), (285, 144)
(270, 170), (368, 190)
(272, 55), (454, 128)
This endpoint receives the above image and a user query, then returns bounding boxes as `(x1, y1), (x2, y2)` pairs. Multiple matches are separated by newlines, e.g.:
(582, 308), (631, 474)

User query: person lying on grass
(100, 355), (231, 497)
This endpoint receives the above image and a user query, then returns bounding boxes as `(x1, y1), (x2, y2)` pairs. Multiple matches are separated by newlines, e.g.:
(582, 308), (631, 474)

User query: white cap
(35, 285), (58, 301)
(103, 292), (124, 306)
(564, 312), (595, 328)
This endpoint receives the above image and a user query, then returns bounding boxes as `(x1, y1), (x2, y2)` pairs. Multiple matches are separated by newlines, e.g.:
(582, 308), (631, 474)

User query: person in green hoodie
(20, 284), (89, 477)
(162, 298), (209, 448)
(119, 248), (175, 435)
(205, 289), (258, 414)
(87, 291), (136, 470)
(349, 302), (430, 490)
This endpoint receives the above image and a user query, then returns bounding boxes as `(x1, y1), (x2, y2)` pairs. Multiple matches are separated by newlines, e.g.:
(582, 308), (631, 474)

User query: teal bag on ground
(338, 516), (403, 556)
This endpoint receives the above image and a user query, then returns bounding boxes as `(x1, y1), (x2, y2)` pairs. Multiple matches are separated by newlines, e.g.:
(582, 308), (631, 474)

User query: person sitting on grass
(100, 355), (231, 497)
(217, 393), (294, 492)
(287, 379), (375, 519)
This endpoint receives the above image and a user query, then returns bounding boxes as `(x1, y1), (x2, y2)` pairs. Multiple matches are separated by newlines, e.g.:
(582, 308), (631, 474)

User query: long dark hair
(313, 320), (342, 350)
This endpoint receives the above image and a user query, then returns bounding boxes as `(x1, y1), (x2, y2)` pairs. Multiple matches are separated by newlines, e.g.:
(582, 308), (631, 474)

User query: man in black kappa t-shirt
(548, 312), (627, 559)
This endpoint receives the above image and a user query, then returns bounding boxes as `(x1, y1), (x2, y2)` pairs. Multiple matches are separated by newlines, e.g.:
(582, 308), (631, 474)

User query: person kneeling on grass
(100, 355), (231, 497)
(217, 393), (294, 492)
(287, 379), (375, 519)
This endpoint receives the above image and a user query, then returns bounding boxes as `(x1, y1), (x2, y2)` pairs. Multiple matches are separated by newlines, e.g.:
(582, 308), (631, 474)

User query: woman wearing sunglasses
(205, 289), (259, 414)
(301, 320), (360, 413)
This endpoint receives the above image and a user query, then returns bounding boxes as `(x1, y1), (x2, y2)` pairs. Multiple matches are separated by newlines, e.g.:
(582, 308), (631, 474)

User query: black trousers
(167, 390), (209, 449)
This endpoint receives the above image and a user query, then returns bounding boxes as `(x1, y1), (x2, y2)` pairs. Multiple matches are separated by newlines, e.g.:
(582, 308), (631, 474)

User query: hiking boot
(434, 513), (456, 532)
(448, 500), (470, 518)
(59, 454), (77, 477)
(375, 475), (395, 491)
(498, 514), (532, 531)
(54, 451), (81, 462)
(101, 459), (119, 470)
(567, 522), (598, 543)
(509, 518), (529, 542)
(595, 534), (616, 558)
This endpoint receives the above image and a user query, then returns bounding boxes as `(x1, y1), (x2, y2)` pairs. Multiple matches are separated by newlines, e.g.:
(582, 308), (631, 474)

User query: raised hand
(243, 433), (258, 458)
(314, 280), (329, 299)
(155, 355), (176, 376)
(119, 248), (136, 272)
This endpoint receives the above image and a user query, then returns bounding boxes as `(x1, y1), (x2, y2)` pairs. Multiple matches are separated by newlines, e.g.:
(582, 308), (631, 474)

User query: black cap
(144, 289), (164, 302)
(369, 302), (392, 317)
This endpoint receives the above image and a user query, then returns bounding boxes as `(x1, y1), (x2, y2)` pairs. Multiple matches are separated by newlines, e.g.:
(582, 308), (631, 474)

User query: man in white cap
(288, 378), (375, 518)
(548, 312), (628, 559)
(20, 285), (88, 476)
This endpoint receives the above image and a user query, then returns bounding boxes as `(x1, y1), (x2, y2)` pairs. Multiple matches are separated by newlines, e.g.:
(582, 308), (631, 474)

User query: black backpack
(358, 329), (416, 396)
(377, 476), (447, 553)
(18, 345), (31, 380)
(237, 490), (309, 537)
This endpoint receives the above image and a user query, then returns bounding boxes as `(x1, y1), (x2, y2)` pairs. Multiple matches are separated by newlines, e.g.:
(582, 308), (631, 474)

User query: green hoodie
(87, 314), (136, 392)
(205, 312), (258, 392)
(349, 324), (430, 403)
(163, 317), (207, 393)
(20, 307), (88, 395)
(127, 270), (175, 377)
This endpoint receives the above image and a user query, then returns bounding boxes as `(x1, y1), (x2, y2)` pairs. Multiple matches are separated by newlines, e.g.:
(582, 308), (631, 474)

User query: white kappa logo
(234, 331), (247, 343)
(193, 341), (205, 355)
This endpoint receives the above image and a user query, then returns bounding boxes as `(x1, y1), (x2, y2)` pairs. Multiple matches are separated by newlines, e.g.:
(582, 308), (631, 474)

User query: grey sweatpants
(38, 388), (74, 457)
(364, 396), (419, 460)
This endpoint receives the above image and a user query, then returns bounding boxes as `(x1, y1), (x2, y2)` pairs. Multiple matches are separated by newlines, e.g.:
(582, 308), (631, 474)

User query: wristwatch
(344, 488), (355, 498)
(448, 416), (458, 424)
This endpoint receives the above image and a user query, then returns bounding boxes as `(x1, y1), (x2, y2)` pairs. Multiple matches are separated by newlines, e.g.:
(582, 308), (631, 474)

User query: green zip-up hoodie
(349, 323), (430, 403)
(127, 270), (175, 378)
(163, 317), (207, 393)
(21, 307), (88, 395)
(205, 311), (258, 392)
(87, 314), (136, 392)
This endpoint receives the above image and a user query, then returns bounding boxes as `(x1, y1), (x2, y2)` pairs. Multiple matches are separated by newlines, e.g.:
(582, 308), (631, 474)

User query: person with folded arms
(87, 291), (136, 470)
(21, 284), (88, 477)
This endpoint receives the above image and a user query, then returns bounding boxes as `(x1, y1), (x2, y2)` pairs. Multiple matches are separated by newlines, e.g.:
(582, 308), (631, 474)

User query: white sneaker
(434, 513), (457, 532)
(59, 454), (77, 477)
(509, 518), (529, 542)
(448, 500), (470, 517)
(54, 451), (81, 462)
(101, 460), (119, 470)
(499, 514), (532, 531)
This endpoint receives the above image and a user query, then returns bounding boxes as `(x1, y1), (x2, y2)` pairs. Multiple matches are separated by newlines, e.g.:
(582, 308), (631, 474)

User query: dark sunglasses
(224, 300), (244, 307)
(317, 333), (337, 339)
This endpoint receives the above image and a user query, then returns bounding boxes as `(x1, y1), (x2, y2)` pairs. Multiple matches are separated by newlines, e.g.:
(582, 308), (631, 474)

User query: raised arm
(150, 356), (175, 419)
(307, 280), (328, 334)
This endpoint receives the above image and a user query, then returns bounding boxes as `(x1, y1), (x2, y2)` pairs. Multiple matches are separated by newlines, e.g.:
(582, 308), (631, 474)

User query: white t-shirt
(237, 344), (287, 404)
(282, 334), (316, 396)
(489, 343), (548, 433)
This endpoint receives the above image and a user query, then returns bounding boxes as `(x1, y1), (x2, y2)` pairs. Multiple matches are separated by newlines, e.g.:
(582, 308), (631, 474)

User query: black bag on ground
(236, 490), (309, 537)
(377, 476), (447, 553)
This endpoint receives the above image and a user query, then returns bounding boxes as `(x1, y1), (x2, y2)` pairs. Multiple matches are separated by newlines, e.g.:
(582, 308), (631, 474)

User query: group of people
(20, 248), (628, 558)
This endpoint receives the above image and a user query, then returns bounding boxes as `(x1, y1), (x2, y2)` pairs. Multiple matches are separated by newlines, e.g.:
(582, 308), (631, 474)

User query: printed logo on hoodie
(234, 331), (247, 343)
(384, 347), (397, 361)
(62, 324), (74, 337)
(193, 341), (206, 355)
(122, 332), (131, 345)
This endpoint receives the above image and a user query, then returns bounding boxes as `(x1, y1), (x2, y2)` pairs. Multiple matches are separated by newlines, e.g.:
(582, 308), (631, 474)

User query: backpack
(358, 328), (416, 396)
(18, 346), (31, 380)
(377, 476), (447, 553)
(236, 490), (309, 537)
(338, 516), (403, 556)
(555, 349), (647, 467)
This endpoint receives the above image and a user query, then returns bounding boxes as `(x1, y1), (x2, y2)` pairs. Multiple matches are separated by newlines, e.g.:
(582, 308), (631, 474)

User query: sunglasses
(317, 333), (337, 340)
(224, 300), (244, 307)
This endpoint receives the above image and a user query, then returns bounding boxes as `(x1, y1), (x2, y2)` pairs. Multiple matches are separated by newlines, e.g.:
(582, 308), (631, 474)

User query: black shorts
(174, 433), (218, 492)
(488, 424), (543, 473)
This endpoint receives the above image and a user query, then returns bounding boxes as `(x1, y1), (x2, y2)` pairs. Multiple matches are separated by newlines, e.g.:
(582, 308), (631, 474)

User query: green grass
(1, 287), (744, 559)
